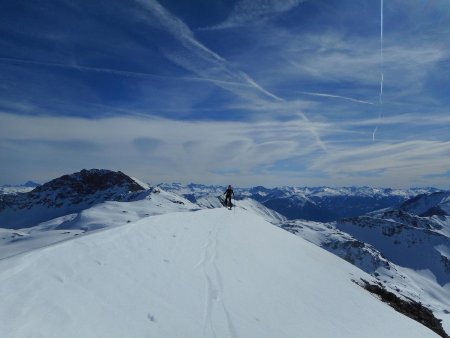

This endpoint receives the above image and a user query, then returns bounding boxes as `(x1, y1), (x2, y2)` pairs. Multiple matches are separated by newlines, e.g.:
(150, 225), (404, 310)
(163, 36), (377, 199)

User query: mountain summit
(0, 169), (146, 229)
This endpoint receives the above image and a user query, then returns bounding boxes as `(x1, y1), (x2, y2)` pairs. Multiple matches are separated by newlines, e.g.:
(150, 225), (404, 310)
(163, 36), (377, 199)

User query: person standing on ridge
(224, 185), (234, 209)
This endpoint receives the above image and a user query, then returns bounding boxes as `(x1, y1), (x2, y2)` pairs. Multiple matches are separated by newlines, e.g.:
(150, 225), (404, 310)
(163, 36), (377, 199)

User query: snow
(233, 198), (286, 224)
(0, 207), (440, 338)
(278, 217), (450, 332)
(0, 188), (198, 260)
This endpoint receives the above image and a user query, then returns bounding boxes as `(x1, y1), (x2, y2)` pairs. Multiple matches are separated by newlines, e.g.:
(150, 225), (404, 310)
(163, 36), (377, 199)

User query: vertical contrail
(373, 0), (383, 141)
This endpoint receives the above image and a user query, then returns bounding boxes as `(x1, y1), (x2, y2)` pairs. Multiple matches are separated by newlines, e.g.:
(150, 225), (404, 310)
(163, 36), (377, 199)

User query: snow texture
(0, 208), (440, 338)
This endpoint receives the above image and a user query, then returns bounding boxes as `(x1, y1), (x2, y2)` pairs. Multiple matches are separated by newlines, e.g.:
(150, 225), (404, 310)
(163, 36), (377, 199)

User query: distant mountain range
(160, 183), (440, 222)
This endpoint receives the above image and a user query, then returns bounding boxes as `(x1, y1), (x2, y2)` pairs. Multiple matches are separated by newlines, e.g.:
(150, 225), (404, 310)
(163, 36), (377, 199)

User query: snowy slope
(331, 208), (450, 332)
(193, 193), (286, 225)
(0, 187), (198, 260)
(235, 198), (286, 224)
(0, 208), (440, 338)
(337, 210), (450, 286)
(282, 217), (450, 332)
(179, 189), (287, 226)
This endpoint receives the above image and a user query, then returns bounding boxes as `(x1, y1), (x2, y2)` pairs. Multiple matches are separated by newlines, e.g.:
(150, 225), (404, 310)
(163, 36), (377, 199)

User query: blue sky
(1, 0), (450, 188)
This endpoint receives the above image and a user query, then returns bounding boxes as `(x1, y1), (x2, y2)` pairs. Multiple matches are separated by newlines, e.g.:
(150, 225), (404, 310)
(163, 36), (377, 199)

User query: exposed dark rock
(421, 207), (448, 217)
(358, 279), (449, 338)
(32, 169), (144, 196)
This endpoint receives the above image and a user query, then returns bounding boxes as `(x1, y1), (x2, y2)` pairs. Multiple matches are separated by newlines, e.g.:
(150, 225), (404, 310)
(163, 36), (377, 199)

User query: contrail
(0, 56), (255, 88)
(373, 0), (384, 141)
(134, 0), (327, 151)
(241, 72), (284, 102)
(135, 0), (286, 103)
(299, 91), (375, 105)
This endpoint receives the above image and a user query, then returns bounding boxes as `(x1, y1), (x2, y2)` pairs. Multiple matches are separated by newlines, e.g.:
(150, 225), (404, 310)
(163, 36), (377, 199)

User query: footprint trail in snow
(197, 221), (238, 338)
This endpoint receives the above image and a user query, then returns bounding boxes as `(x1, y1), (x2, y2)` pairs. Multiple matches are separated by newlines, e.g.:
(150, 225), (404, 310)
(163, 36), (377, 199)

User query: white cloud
(311, 140), (450, 187)
(343, 112), (450, 128)
(0, 112), (324, 185)
(285, 34), (446, 90)
(2, 112), (449, 188)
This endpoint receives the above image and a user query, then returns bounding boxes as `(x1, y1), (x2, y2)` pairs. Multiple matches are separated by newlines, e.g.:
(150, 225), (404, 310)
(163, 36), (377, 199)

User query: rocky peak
(0, 169), (147, 229)
(31, 169), (144, 196)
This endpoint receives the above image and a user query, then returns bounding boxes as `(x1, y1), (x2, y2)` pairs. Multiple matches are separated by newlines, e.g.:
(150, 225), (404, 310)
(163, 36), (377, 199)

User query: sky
(1, 0), (450, 188)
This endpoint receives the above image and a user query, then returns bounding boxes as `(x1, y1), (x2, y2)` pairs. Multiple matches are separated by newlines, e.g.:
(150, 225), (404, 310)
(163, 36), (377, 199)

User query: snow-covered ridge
(0, 208), (441, 338)
(0, 185), (198, 260)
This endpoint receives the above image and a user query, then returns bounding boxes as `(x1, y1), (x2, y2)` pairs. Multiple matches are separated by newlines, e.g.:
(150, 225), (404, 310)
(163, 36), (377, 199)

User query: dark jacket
(225, 188), (234, 197)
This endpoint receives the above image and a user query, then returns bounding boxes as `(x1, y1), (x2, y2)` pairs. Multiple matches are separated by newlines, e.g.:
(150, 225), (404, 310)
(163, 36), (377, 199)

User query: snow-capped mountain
(161, 183), (438, 221)
(0, 170), (199, 259)
(400, 191), (450, 217)
(0, 207), (442, 338)
(247, 186), (440, 221)
(0, 169), (148, 229)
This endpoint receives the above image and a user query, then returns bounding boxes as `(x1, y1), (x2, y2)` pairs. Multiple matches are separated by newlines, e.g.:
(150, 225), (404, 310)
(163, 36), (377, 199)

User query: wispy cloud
(311, 140), (450, 187)
(284, 34), (446, 93)
(134, 0), (283, 104)
(134, 0), (328, 150)
(207, 0), (305, 29)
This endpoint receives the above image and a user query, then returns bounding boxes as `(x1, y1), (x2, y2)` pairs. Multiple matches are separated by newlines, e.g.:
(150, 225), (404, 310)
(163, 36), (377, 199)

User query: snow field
(0, 208), (441, 337)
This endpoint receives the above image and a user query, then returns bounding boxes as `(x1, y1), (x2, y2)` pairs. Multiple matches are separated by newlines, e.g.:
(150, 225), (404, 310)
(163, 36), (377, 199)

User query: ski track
(198, 215), (238, 338)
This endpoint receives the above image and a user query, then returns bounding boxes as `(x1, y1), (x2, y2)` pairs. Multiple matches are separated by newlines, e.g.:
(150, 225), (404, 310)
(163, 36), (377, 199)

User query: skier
(224, 185), (234, 209)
